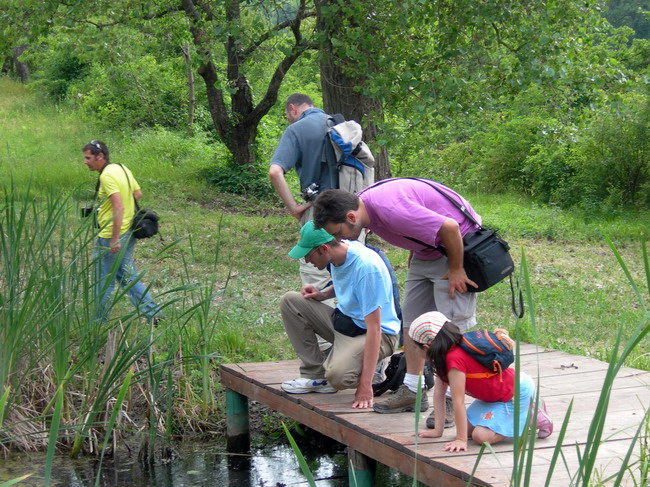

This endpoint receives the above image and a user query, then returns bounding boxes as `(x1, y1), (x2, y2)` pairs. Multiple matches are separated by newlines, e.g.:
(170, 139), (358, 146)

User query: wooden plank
(220, 342), (650, 487)
(222, 366), (499, 486)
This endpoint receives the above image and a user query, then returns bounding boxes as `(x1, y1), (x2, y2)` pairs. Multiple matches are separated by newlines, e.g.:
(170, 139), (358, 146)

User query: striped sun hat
(408, 311), (449, 345)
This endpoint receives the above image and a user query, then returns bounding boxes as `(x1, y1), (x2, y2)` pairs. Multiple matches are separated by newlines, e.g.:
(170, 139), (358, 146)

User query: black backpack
(372, 352), (435, 397)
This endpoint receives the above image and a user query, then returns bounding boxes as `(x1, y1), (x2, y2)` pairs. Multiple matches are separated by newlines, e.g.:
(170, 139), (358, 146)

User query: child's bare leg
(471, 426), (505, 445)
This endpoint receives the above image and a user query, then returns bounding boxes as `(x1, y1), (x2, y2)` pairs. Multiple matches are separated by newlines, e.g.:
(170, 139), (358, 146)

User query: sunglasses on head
(90, 140), (103, 153)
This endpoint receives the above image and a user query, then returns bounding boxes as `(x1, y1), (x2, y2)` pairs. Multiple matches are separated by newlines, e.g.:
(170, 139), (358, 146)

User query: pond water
(0, 435), (415, 486)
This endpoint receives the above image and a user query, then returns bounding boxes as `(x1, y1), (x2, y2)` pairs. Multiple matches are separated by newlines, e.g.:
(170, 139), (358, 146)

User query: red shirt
(445, 345), (514, 402)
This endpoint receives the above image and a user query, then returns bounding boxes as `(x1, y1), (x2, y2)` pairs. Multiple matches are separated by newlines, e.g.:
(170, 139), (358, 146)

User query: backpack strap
(465, 371), (501, 381)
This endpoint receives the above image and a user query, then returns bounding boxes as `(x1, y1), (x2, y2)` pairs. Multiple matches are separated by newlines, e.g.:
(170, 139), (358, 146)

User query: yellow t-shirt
(97, 164), (141, 239)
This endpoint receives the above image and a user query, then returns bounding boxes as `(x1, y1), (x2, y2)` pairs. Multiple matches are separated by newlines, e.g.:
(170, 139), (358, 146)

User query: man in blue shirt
(280, 221), (400, 409)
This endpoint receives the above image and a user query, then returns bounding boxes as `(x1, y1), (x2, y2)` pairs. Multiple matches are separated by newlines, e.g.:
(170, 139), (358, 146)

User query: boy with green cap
(281, 221), (400, 409)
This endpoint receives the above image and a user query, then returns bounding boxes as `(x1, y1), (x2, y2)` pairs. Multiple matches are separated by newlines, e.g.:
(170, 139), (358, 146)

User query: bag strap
(115, 163), (141, 213)
(360, 177), (482, 253)
(362, 177), (484, 230)
(92, 162), (112, 201)
(117, 164), (165, 243)
(510, 274), (525, 319)
(409, 178), (484, 230)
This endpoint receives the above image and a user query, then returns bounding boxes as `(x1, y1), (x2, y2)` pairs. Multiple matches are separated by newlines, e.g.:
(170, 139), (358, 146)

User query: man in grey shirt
(268, 93), (333, 294)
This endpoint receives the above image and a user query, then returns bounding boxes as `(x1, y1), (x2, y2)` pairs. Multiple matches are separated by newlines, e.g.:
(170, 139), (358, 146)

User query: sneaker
(373, 384), (429, 414)
(281, 378), (337, 394)
(536, 401), (554, 439)
(426, 396), (455, 429)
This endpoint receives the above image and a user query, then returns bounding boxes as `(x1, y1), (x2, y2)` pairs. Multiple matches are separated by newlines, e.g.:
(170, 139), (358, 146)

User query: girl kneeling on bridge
(409, 312), (553, 453)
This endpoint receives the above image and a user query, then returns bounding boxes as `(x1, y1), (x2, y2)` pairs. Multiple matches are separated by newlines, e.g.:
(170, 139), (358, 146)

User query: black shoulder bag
(116, 164), (160, 239)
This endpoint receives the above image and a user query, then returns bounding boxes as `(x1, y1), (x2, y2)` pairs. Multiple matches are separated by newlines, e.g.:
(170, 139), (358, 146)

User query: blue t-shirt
(331, 241), (401, 335)
(270, 108), (331, 191)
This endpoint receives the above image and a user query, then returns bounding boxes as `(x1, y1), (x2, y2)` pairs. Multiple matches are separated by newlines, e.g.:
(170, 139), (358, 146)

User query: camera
(80, 206), (97, 218)
(300, 183), (320, 202)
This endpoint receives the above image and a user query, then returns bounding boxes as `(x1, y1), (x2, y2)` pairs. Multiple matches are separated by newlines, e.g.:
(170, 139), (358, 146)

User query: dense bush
(30, 50), (90, 101)
(204, 161), (277, 199)
(395, 85), (649, 212)
(71, 55), (187, 130)
(565, 93), (649, 210)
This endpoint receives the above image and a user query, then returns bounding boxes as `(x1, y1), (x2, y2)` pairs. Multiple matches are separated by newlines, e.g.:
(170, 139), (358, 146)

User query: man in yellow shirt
(83, 140), (161, 323)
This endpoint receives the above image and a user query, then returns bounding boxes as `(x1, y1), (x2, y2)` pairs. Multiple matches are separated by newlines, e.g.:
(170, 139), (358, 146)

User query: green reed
(506, 237), (650, 486)
(282, 421), (317, 487)
(0, 474), (33, 486)
(0, 184), (229, 484)
(177, 221), (230, 420)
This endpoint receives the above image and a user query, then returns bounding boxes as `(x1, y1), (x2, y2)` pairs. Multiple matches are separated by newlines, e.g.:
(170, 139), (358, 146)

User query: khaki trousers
(402, 256), (477, 331)
(280, 291), (398, 389)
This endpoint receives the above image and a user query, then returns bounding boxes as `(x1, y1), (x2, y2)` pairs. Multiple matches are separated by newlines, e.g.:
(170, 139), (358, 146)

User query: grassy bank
(0, 77), (649, 466)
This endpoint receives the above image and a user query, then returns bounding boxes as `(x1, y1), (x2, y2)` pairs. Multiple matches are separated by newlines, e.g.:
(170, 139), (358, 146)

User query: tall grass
(506, 237), (650, 486)
(0, 184), (230, 484)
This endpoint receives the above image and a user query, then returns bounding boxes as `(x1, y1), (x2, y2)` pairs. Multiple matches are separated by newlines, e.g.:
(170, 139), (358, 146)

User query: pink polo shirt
(358, 178), (481, 261)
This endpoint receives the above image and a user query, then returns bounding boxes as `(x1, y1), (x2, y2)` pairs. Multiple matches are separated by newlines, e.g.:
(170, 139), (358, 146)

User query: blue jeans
(93, 230), (159, 322)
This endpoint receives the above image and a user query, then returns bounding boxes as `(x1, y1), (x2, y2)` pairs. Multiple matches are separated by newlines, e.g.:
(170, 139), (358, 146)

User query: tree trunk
(182, 0), (313, 167)
(181, 43), (195, 137)
(315, 1), (391, 181)
(230, 121), (257, 166)
(4, 45), (30, 83)
(1, 56), (13, 74)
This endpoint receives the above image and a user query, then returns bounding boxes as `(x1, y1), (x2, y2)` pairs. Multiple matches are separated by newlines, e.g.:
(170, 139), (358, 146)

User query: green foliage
(621, 38), (650, 73)
(203, 160), (277, 199)
(605, 0), (650, 39)
(568, 93), (650, 210)
(395, 82), (649, 213)
(31, 49), (90, 101)
(71, 55), (187, 130)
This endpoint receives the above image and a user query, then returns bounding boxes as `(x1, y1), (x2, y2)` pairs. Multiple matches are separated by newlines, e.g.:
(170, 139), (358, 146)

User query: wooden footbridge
(221, 343), (650, 486)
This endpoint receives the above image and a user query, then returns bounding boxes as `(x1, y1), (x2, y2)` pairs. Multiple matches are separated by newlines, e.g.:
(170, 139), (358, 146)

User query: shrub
(472, 115), (559, 192)
(204, 161), (277, 199)
(521, 143), (575, 203)
(31, 49), (90, 101)
(71, 55), (187, 130)
(568, 93), (649, 210)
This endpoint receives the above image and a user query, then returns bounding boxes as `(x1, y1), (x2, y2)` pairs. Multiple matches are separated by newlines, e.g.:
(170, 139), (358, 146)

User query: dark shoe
(373, 384), (429, 414)
(425, 396), (455, 429)
(151, 316), (165, 327)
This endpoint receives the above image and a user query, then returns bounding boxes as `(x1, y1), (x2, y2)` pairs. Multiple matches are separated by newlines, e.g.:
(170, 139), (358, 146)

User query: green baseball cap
(288, 221), (335, 259)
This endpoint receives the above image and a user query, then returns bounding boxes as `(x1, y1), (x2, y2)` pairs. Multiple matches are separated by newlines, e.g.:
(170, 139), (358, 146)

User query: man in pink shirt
(313, 178), (481, 427)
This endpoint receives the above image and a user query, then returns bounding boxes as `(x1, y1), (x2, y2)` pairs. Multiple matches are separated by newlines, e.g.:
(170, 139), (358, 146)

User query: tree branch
(240, 7), (316, 60)
(491, 22), (524, 53)
(71, 6), (182, 31)
(249, 0), (317, 126)
(194, 0), (216, 21)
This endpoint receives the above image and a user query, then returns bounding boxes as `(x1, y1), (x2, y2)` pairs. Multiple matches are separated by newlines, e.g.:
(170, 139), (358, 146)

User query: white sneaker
(281, 377), (337, 394)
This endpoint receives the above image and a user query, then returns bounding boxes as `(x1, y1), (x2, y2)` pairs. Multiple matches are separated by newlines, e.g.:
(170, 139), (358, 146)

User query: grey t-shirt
(270, 108), (332, 191)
